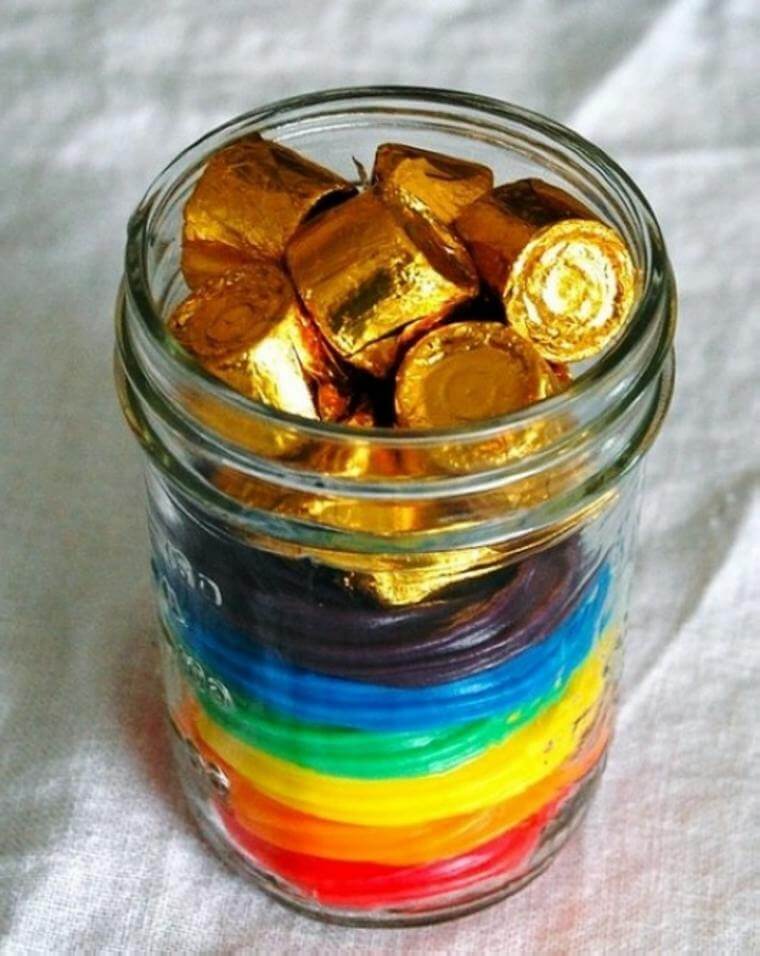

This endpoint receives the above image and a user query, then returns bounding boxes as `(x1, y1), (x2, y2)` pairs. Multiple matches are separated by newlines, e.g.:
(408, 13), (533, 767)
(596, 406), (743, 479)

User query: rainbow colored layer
(164, 558), (614, 910)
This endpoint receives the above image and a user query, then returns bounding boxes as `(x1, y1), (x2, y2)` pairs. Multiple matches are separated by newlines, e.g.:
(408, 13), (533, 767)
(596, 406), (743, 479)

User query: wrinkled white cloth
(1, 1), (758, 952)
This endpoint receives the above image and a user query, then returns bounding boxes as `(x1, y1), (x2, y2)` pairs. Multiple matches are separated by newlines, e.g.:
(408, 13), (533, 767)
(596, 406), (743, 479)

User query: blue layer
(168, 564), (612, 732)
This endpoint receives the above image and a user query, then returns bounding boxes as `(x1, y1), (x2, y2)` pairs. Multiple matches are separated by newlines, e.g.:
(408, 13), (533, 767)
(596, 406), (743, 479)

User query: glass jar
(114, 87), (676, 926)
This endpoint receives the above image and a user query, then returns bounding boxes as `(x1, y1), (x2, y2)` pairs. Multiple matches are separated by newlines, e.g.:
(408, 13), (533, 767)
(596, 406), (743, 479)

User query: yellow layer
(194, 629), (613, 827)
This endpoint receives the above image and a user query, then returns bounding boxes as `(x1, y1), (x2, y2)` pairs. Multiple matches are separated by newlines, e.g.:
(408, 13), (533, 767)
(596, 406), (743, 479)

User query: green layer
(195, 674), (570, 780)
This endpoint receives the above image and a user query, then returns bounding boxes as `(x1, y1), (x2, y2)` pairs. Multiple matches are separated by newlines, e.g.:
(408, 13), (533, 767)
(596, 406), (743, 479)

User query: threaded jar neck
(115, 86), (676, 554)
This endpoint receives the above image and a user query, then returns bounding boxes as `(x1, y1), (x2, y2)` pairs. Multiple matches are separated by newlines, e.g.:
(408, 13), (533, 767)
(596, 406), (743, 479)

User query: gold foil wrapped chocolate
(212, 466), (505, 605)
(211, 454), (616, 607)
(213, 465), (423, 533)
(345, 547), (505, 606)
(372, 143), (493, 225)
(182, 133), (355, 287)
(454, 178), (593, 297)
(213, 449), (613, 605)
(286, 190), (479, 376)
(167, 263), (348, 420)
(181, 241), (254, 291)
(505, 219), (636, 362)
(185, 391), (307, 459)
(395, 321), (562, 474)
(395, 321), (558, 427)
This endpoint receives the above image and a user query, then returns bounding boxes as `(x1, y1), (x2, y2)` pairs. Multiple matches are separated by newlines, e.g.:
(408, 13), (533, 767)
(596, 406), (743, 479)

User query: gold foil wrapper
(454, 178), (594, 297)
(211, 453), (617, 607)
(353, 479), (616, 606)
(181, 240), (255, 290)
(182, 134), (355, 287)
(398, 416), (566, 476)
(372, 143), (493, 225)
(346, 547), (504, 605)
(294, 314), (354, 423)
(286, 189), (479, 376)
(213, 466), (422, 532)
(316, 382), (352, 423)
(341, 400), (377, 428)
(211, 466), (502, 605)
(211, 461), (610, 605)
(395, 321), (562, 474)
(395, 321), (558, 427)
(505, 219), (636, 362)
(185, 393), (306, 459)
(549, 361), (573, 389)
(167, 263), (348, 420)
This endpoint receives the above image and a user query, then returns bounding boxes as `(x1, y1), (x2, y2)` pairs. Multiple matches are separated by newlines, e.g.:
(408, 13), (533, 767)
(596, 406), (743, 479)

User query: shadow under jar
(114, 87), (676, 927)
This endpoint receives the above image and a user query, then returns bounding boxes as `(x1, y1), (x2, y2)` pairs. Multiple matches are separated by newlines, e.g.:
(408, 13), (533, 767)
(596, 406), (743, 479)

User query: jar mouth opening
(124, 84), (671, 448)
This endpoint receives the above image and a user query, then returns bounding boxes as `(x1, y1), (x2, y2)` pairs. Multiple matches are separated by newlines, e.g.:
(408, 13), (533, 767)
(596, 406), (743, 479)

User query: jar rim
(123, 84), (674, 448)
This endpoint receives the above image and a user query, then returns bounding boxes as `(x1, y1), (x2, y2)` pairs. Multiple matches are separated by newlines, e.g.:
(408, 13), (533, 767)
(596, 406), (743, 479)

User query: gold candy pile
(169, 136), (636, 430)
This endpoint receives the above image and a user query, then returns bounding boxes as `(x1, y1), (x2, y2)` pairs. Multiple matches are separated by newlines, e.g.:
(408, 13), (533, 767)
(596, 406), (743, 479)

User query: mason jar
(114, 87), (676, 926)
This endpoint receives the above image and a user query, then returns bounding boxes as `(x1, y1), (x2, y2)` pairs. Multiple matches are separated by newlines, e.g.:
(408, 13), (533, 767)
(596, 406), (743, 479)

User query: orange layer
(173, 698), (609, 865)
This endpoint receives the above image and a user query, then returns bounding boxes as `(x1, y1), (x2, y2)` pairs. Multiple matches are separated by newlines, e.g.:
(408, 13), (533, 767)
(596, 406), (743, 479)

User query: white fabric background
(1, 1), (758, 952)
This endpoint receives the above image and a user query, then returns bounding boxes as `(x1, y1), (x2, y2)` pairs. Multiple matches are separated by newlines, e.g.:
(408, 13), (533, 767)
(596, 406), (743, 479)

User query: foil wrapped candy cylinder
(372, 142), (494, 224)
(114, 89), (676, 927)
(454, 179), (636, 362)
(167, 262), (351, 421)
(182, 133), (356, 288)
(286, 188), (479, 376)
(454, 178), (595, 298)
